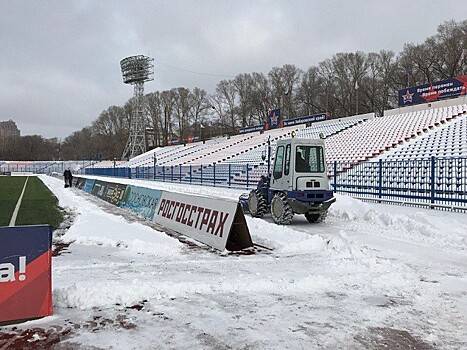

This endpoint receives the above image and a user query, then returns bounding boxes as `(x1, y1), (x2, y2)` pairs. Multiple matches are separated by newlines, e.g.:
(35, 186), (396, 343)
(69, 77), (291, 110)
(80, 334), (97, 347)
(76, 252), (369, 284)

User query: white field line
(9, 176), (29, 227)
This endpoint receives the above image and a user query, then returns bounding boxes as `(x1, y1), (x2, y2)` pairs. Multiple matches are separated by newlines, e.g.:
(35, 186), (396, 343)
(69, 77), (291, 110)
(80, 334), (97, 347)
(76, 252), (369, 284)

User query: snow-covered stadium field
(4, 174), (466, 349)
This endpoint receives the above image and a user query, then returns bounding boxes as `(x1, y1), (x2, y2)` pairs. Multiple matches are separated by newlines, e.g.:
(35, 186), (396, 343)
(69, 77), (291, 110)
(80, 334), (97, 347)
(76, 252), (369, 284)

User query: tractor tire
(305, 211), (328, 223)
(271, 192), (294, 225)
(248, 190), (268, 218)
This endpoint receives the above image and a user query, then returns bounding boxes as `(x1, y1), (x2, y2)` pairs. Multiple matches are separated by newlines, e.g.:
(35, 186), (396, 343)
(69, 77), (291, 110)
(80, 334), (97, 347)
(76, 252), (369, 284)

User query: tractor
(240, 138), (335, 225)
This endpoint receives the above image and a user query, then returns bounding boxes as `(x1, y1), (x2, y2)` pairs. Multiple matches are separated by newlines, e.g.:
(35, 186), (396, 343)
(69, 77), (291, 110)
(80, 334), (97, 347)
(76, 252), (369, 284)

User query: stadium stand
(325, 104), (465, 166)
(228, 104), (467, 187)
(117, 115), (369, 172)
(335, 103), (467, 201)
(382, 105), (467, 160)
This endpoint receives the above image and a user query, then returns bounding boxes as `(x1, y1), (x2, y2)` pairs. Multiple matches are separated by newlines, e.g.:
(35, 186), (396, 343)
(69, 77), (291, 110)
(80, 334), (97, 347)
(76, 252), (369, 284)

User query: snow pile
(64, 212), (181, 257)
(54, 272), (335, 310)
(329, 194), (467, 252)
(247, 216), (352, 256)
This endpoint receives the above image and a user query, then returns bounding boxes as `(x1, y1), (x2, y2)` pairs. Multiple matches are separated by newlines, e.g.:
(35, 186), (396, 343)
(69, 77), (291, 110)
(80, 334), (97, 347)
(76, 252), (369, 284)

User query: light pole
(405, 67), (412, 88)
(355, 80), (359, 115)
(267, 136), (271, 176)
(199, 123), (205, 142)
(261, 136), (271, 176)
(210, 104), (225, 136)
(461, 49), (466, 75)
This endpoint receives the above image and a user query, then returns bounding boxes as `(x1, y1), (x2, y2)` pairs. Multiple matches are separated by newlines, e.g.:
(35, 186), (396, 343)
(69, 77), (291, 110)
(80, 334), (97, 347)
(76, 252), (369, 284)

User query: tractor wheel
(271, 192), (294, 225)
(248, 190), (268, 218)
(305, 211), (328, 223)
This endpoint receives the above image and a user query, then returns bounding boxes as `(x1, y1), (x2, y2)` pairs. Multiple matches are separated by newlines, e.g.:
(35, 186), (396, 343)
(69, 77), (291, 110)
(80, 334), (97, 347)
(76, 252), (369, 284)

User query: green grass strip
(16, 176), (64, 229)
(0, 176), (27, 227)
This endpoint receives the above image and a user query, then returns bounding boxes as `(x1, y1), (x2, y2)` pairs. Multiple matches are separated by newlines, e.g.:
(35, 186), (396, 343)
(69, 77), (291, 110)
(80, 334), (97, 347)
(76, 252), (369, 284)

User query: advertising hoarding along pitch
(398, 75), (467, 107)
(0, 225), (53, 325)
(91, 180), (108, 199)
(74, 177), (86, 189)
(74, 177), (253, 251)
(83, 179), (96, 193)
(102, 183), (127, 206)
(119, 185), (162, 220)
(153, 191), (252, 251)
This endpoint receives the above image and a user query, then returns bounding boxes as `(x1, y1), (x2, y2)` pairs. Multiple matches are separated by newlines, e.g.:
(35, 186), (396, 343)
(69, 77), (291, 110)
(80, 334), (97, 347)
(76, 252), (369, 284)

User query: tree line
(2, 19), (465, 161)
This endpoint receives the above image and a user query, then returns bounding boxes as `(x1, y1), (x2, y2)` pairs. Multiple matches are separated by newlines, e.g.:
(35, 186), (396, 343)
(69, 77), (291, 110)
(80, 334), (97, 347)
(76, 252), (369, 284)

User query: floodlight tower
(120, 55), (154, 160)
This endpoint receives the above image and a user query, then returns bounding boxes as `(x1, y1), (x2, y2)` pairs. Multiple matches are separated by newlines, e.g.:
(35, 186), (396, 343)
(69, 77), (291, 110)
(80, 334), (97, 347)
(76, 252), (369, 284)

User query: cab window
(284, 144), (291, 175)
(295, 146), (325, 173)
(273, 146), (285, 179)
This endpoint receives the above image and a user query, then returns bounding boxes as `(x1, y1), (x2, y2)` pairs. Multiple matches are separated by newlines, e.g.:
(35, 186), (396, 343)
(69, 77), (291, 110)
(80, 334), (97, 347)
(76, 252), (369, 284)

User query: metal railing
(330, 157), (467, 208)
(83, 156), (467, 209)
(0, 160), (96, 174)
(84, 163), (260, 190)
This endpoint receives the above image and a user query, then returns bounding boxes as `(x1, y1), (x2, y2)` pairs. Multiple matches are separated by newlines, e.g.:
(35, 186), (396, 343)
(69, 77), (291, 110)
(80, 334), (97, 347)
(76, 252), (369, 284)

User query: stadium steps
(334, 105), (467, 176)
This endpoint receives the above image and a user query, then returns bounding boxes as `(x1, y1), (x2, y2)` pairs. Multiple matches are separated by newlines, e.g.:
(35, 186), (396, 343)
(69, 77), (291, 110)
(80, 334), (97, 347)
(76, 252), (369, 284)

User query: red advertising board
(0, 225), (53, 324)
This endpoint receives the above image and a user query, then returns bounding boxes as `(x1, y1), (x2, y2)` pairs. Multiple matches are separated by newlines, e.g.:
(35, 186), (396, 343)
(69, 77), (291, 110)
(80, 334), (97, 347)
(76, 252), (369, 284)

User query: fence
(331, 157), (467, 209)
(83, 156), (467, 209)
(0, 160), (96, 174)
(84, 163), (260, 189)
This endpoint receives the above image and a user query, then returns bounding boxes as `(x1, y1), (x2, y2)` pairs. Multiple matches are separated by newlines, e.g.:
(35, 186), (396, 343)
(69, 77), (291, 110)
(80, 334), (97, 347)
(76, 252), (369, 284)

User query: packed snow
(2, 174), (466, 349)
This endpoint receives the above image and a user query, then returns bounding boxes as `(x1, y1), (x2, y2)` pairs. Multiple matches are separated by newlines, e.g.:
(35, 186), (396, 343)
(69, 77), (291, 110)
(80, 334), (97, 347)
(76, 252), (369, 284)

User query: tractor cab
(271, 138), (330, 193)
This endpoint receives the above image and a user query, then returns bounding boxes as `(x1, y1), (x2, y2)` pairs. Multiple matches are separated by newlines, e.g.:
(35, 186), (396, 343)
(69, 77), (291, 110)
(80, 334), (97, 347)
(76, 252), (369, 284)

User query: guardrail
(82, 156), (467, 210)
(84, 163), (261, 190)
(331, 157), (467, 209)
(0, 160), (96, 174)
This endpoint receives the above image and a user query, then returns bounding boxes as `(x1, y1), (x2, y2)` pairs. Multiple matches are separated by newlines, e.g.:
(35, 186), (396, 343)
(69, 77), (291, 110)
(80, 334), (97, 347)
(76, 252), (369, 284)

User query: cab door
(271, 143), (292, 191)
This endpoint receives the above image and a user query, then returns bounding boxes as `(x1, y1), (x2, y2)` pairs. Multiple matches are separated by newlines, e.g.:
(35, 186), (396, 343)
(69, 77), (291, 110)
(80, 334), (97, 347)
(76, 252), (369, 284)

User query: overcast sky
(0, 0), (465, 138)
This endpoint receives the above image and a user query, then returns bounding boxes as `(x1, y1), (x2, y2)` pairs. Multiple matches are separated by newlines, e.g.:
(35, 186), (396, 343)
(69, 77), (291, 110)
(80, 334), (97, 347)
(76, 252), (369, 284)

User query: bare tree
(215, 80), (238, 132)
(145, 91), (163, 147)
(296, 66), (324, 115)
(189, 87), (209, 140)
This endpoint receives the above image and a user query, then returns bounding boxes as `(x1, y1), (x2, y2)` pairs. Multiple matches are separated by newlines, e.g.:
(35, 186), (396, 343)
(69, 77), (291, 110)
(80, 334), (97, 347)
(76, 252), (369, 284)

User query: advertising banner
(239, 125), (264, 134)
(264, 109), (282, 130)
(83, 179), (95, 193)
(398, 75), (467, 107)
(240, 112), (327, 134)
(283, 113), (327, 127)
(102, 183), (127, 206)
(119, 185), (162, 220)
(153, 191), (252, 251)
(91, 180), (108, 199)
(73, 177), (86, 189)
(0, 225), (53, 324)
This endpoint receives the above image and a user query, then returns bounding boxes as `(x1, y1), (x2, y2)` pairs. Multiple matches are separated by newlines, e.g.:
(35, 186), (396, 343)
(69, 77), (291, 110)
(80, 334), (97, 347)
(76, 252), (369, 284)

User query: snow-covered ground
(3, 175), (466, 349)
